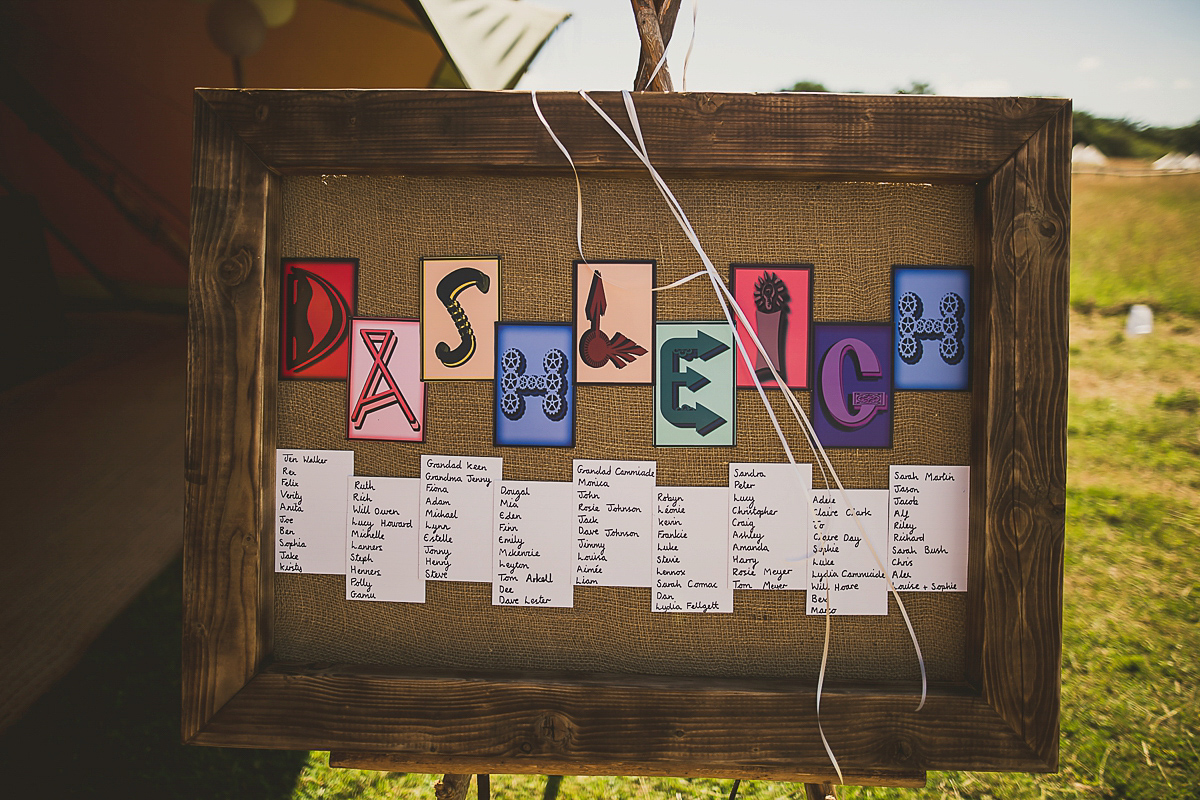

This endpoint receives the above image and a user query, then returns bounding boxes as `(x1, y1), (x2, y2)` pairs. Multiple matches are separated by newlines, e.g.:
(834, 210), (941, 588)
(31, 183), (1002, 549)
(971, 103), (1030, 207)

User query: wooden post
(804, 781), (837, 800)
(630, 0), (680, 91)
(434, 773), (472, 800)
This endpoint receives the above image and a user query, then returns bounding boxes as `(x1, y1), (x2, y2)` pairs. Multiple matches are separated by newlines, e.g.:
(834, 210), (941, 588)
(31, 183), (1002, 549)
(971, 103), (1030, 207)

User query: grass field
(1, 173), (1196, 799)
(1070, 173), (1200, 317)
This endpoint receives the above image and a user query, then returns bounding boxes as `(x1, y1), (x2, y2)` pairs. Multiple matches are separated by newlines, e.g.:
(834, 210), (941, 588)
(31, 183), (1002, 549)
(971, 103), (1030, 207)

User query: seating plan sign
(184, 89), (1069, 786)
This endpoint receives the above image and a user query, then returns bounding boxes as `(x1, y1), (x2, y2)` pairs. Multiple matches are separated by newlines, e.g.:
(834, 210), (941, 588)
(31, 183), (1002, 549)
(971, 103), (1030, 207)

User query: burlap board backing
(275, 173), (974, 682)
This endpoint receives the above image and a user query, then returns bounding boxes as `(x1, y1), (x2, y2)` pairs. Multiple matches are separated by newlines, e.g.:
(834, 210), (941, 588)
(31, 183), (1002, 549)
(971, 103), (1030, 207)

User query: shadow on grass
(0, 558), (308, 799)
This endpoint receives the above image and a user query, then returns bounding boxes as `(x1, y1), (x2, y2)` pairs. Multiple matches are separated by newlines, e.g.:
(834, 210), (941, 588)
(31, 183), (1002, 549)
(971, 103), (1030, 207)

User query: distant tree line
(782, 80), (1200, 158)
(1072, 112), (1200, 159)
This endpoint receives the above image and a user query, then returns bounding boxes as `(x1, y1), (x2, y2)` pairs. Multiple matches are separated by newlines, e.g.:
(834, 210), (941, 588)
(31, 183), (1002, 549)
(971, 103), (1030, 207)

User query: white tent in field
(1152, 152), (1200, 172)
(1072, 143), (1109, 166)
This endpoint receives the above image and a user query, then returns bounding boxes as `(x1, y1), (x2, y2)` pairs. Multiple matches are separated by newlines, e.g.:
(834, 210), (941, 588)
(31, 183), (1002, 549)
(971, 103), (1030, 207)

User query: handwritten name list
(493, 481), (575, 607)
(728, 463), (811, 590)
(275, 448), (354, 574)
(574, 459), (656, 587)
(889, 466), (970, 591)
(420, 455), (500, 582)
(654, 487), (732, 613)
(346, 476), (423, 603)
(808, 489), (889, 615)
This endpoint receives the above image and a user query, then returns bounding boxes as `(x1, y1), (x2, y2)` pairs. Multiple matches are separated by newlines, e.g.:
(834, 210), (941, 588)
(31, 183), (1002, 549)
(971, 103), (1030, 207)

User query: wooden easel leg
(433, 773), (472, 800)
(629, 0), (681, 91)
(543, 775), (564, 800)
(804, 782), (837, 800)
(477, 773), (490, 800)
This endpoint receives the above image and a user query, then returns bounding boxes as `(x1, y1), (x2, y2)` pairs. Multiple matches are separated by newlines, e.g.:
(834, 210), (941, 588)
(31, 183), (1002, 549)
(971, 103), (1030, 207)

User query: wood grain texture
(1009, 104), (1070, 766)
(433, 774), (471, 800)
(196, 90), (1067, 182)
(631, 0), (677, 92)
(193, 665), (1036, 774)
(805, 783), (837, 800)
(182, 90), (1068, 775)
(969, 105), (1070, 771)
(975, 156), (1025, 735)
(182, 92), (279, 742)
(963, 181), (997, 690)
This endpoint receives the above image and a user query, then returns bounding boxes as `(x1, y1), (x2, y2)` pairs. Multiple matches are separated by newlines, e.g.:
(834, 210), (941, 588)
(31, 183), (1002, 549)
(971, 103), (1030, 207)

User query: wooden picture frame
(184, 89), (1068, 786)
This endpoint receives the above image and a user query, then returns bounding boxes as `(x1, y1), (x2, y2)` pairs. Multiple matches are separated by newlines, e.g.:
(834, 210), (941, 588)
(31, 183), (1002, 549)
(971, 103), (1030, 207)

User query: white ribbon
(646, 44), (670, 90)
(682, 0), (697, 92)
(533, 91), (712, 294)
(645, 0), (699, 92)
(533, 90), (930, 781)
(531, 90), (586, 263)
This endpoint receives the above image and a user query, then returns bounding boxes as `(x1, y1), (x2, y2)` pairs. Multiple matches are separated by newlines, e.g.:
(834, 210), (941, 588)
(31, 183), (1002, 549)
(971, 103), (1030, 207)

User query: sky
(519, 0), (1200, 128)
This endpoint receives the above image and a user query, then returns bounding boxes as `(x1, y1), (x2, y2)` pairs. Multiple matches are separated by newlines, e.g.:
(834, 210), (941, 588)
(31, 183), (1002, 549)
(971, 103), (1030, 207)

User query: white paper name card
(654, 487), (733, 613)
(420, 455), (501, 582)
(889, 466), (970, 591)
(493, 481), (575, 608)
(346, 477), (423, 603)
(275, 448), (354, 574)
(573, 459), (656, 587)
(728, 463), (812, 590)
(808, 489), (889, 615)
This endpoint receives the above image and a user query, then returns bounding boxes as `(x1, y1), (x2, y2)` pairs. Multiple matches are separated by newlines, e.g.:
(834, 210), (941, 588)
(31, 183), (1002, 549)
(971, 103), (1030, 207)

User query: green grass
(1070, 173), (1200, 318)
(1154, 387), (1200, 414)
(289, 767), (849, 800)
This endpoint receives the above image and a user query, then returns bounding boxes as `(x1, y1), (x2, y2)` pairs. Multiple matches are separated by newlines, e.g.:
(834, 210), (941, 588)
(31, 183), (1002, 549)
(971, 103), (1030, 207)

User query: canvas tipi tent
(1153, 152), (1200, 172)
(0, 0), (569, 735)
(1071, 143), (1109, 168)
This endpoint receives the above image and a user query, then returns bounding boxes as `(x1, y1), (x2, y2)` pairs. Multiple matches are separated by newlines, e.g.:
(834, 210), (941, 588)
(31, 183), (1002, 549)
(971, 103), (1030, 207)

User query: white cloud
(1077, 56), (1102, 72)
(1173, 78), (1194, 90)
(1119, 77), (1160, 91)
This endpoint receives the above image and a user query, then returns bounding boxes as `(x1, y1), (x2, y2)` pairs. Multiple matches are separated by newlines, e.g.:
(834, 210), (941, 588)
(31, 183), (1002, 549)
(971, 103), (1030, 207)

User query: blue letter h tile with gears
(495, 323), (575, 447)
(893, 266), (971, 391)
